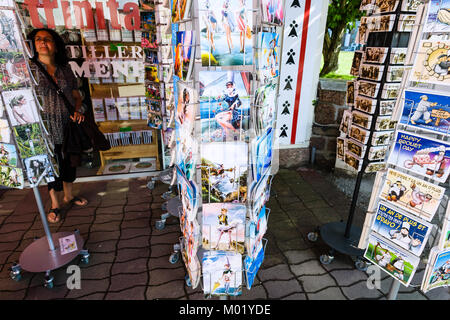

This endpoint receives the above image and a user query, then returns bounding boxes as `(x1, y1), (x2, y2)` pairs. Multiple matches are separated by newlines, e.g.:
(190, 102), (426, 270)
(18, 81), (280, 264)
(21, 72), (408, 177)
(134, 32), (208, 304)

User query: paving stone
(93, 214), (124, 224)
(109, 273), (148, 292)
(281, 292), (307, 300)
(105, 285), (146, 300)
(236, 284), (267, 300)
(341, 281), (384, 300)
(84, 251), (116, 265)
(397, 291), (428, 300)
(0, 289), (27, 299)
(291, 260), (327, 277)
(79, 262), (113, 280)
(146, 280), (187, 299)
(87, 231), (120, 243)
(148, 255), (182, 270)
(276, 237), (310, 252)
(263, 280), (303, 299)
(115, 247), (150, 263)
(149, 266), (185, 286)
(24, 284), (69, 300)
(112, 257), (148, 275)
(77, 293), (107, 300)
(331, 269), (368, 287)
(90, 221), (121, 233)
(121, 218), (150, 229)
(121, 227), (151, 239)
(65, 278), (110, 299)
(303, 199), (331, 209)
(97, 204), (125, 215)
(307, 287), (347, 300)
(298, 273), (336, 293)
(117, 235), (149, 250)
(258, 264), (294, 282)
(284, 250), (317, 264)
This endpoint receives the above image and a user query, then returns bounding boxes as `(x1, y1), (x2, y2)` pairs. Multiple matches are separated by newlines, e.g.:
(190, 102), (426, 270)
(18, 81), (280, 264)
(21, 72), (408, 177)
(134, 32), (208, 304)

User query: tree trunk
(320, 25), (347, 77)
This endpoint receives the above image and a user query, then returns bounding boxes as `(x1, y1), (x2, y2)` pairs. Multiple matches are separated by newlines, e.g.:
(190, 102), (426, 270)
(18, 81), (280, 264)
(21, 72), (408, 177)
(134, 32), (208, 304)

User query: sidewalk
(0, 168), (448, 300)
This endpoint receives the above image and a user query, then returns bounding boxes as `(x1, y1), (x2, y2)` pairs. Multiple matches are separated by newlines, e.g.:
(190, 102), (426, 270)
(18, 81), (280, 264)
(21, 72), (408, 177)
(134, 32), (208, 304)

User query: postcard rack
(356, 0), (450, 298)
(164, 0), (283, 298)
(321, 1), (420, 270)
(0, 5), (89, 288)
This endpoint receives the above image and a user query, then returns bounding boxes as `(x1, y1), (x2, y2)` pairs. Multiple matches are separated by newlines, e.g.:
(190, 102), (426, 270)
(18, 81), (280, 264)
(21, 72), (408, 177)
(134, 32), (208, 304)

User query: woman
(236, 0), (247, 53)
(27, 28), (88, 223)
(203, 0), (217, 52)
(221, 0), (235, 54)
(214, 81), (242, 139)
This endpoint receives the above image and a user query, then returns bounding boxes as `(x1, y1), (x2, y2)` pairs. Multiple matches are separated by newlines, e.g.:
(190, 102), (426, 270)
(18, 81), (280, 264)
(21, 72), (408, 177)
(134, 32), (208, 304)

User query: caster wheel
(147, 181), (155, 190)
(10, 272), (22, 282)
(161, 202), (168, 211)
(355, 259), (368, 271)
(319, 254), (334, 265)
(44, 276), (54, 289)
(161, 213), (170, 220)
(155, 220), (166, 230)
(185, 275), (192, 287)
(9, 263), (22, 281)
(307, 232), (318, 242)
(81, 257), (89, 264)
(169, 251), (180, 264)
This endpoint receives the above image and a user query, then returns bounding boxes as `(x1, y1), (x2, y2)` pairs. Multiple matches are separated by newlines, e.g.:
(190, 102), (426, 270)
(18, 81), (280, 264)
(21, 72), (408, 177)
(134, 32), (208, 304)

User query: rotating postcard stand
(312, 3), (413, 269)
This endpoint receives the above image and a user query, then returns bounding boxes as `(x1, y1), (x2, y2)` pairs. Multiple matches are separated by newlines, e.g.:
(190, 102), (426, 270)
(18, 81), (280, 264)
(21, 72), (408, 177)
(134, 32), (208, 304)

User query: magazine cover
(24, 154), (56, 184)
(0, 165), (23, 189)
(59, 234), (78, 255)
(257, 32), (280, 82)
(0, 142), (17, 167)
(364, 47), (388, 64)
(390, 48), (407, 65)
(13, 123), (47, 159)
(251, 128), (273, 182)
(346, 81), (355, 106)
(357, 81), (380, 99)
(0, 10), (22, 51)
(364, 232), (420, 286)
(199, 0), (253, 66)
(199, 71), (251, 142)
(423, 0), (450, 33)
(399, 89), (450, 135)
(350, 51), (363, 76)
(253, 80), (277, 136)
(246, 206), (268, 259)
(2, 89), (40, 126)
(0, 51), (31, 90)
(244, 241), (264, 289)
(371, 202), (432, 256)
(201, 142), (248, 204)
(387, 130), (450, 183)
(261, 0), (283, 24)
(202, 251), (242, 296)
(202, 203), (246, 253)
(174, 31), (195, 81)
(409, 40), (450, 86)
(421, 248), (450, 293)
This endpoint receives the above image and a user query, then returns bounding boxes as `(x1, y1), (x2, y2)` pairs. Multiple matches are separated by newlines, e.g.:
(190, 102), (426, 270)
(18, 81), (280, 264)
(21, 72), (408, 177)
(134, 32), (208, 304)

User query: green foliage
(326, 0), (364, 32)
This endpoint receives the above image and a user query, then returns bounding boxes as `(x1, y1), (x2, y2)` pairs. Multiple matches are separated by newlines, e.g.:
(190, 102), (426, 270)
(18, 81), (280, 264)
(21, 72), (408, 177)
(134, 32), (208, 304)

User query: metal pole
(32, 186), (56, 252)
(387, 279), (401, 300)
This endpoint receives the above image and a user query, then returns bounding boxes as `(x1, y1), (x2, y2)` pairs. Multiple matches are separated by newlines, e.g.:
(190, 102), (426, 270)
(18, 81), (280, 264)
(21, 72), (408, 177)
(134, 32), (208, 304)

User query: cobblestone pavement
(0, 168), (448, 300)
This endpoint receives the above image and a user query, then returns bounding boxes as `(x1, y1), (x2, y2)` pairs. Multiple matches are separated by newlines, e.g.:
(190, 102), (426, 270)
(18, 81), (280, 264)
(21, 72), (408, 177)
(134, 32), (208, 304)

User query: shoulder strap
(32, 58), (75, 115)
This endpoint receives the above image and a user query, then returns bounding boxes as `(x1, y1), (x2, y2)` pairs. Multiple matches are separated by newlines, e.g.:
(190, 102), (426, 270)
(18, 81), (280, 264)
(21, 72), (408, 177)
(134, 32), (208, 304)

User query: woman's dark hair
(27, 28), (68, 65)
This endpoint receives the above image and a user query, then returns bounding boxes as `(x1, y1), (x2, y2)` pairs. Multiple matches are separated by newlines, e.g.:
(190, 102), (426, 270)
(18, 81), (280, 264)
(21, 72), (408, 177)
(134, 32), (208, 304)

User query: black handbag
(32, 59), (111, 155)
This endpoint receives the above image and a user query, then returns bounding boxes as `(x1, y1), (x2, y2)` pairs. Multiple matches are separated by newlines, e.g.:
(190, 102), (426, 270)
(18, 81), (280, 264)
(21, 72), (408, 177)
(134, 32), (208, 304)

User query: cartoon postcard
(177, 165), (198, 222)
(423, 0), (450, 33)
(421, 247), (450, 293)
(202, 251), (242, 296)
(13, 123), (47, 159)
(251, 128), (273, 182)
(249, 173), (271, 221)
(181, 245), (201, 289)
(2, 89), (40, 126)
(180, 218), (200, 265)
(0, 143), (17, 167)
(246, 206), (268, 260)
(387, 130), (450, 183)
(399, 89), (450, 135)
(201, 141), (248, 203)
(0, 165), (23, 189)
(379, 168), (445, 222)
(257, 32), (280, 82)
(244, 241), (264, 290)
(199, 0), (253, 66)
(175, 82), (197, 137)
(199, 71), (251, 142)
(371, 202), (432, 256)
(202, 203), (246, 254)
(59, 234), (78, 255)
(174, 31), (195, 81)
(253, 80), (277, 136)
(261, 0), (284, 24)
(409, 40), (450, 86)
(175, 132), (197, 181)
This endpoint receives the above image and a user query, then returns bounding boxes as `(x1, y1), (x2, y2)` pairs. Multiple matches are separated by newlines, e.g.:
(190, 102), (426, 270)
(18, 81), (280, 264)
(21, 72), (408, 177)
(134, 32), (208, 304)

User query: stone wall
(310, 78), (349, 170)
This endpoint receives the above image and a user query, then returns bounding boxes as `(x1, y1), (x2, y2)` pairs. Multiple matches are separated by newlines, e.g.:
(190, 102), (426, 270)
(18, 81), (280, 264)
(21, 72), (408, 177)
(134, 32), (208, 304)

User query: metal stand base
(19, 231), (85, 273)
(320, 221), (364, 258)
(166, 197), (182, 218)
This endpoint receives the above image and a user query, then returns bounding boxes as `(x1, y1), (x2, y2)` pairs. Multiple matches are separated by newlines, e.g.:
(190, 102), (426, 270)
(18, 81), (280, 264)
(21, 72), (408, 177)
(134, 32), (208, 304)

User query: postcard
(257, 32), (280, 82)
(423, 0), (450, 33)
(0, 51), (31, 91)
(379, 168), (445, 222)
(345, 151), (362, 171)
(350, 51), (363, 76)
(172, 0), (191, 22)
(371, 202), (432, 256)
(366, 162), (386, 173)
(103, 162), (131, 174)
(199, 71), (251, 142)
(398, 14), (416, 32)
(0, 142), (17, 167)
(201, 142), (248, 204)
(252, 128), (274, 182)
(373, 0), (400, 13)
(13, 123), (47, 159)
(357, 81), (380, 99)
(0, 10), (22, 51)
(249, 173), (271, 221)
(199, 0), (253, 66)
(261, 0), (284, 24)
(349, 124), (369, 144)
(364, 232), (420, 286)
(381, 84), (401, 99)
(409, 40), (450, 86)
(346, 81), (355, 106)
(181, 218), (200, 264)
(246, 206), (268, 260)
(401, 0), (421, 12)
(175, 129), (196, 181)
(129, 159), (157, 172)
(352, 110), (372, 129)
(177, 165), (198, 222)
(386, 66), (406, 82)
(387, 130), (450, 183)
(421, 247), (450, 293)
(390, 48), (408, 65)
(360, 64), (385, 81)
(368, 145), (389, 161)
(2, 89), (40, 126)
(244, 241), (264, 289)
(439, 203), (450, 249)
(202, 251), (242, 296)
(372, 130), (394, 146)
(202, 203), (246, 254)
(399, 89), (450, 135)
(181, 246), (201, 289)
(174, 31), (195, 81)
(380, 100), (396, 115)
(104, 98), (118, 121)
(339, 110), (352, 134)
(337, 137), (345, 160)
(347, 139), (366, 158)
(24, 154), (56, 184)
(254, 80), (277, 136)
(59, 234), (78, 255)
(364, 47), (388, 64)
(0, 165), (23, 189)
(0, 119), (12, 144)
(92, 99), (106, 122)
(375, 116), (396, 131)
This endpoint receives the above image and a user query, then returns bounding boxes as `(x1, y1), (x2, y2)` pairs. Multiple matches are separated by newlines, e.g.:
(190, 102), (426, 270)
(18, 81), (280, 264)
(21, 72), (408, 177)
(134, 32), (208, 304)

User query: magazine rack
(317, 3), (414, 269)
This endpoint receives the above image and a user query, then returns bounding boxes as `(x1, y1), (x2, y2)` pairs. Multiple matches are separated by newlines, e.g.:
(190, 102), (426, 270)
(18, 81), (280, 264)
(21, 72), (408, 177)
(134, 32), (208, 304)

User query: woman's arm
(71, 89), (85, 123)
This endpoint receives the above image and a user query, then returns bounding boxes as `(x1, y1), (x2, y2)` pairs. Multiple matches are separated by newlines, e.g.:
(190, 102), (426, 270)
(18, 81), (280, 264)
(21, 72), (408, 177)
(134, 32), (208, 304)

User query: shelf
(97, 120), (150, 133)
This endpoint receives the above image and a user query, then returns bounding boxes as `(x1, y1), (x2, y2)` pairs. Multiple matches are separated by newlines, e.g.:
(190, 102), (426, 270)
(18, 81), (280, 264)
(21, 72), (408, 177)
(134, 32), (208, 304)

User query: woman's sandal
(67, 196), (88, 207)
(47, 208), (61, 223)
